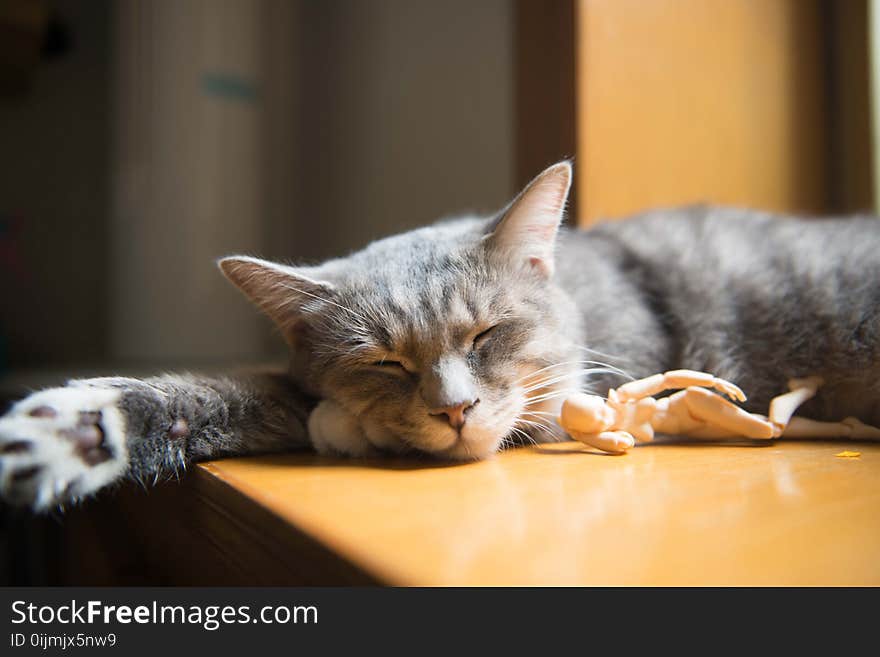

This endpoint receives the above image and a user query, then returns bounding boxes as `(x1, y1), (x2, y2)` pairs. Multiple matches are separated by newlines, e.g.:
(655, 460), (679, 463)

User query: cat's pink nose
(429, 399), (479, 430)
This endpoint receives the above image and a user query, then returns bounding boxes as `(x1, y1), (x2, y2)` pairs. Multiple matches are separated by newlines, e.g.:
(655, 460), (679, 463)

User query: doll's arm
(558, 394), (635, 453)
(614, 370), (746, 403)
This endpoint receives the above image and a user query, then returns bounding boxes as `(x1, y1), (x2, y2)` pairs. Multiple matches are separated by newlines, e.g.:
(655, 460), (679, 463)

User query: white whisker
(521, 367), (629, 394)
(517, 418), (564, 438)
(522, 393), (571, 406)
(515, 359), (635, 386)
(520, 409), (558, 418)
(577, 345), (634, 364)
(520, 370), (585, 392)
(280, 283), (370, 323)
(508, 426), (535, 447)
(524, 388), (607, 406)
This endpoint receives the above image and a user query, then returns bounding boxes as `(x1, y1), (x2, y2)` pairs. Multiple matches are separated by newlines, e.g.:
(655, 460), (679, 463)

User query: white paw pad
(0, 387), (128, 510)
(307, 400), (371, 457)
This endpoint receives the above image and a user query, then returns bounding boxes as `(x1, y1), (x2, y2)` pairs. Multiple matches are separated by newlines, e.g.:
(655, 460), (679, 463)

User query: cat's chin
(432, 427), (504, 461)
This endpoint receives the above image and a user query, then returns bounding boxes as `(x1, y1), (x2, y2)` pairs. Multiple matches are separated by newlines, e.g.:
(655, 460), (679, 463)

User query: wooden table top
(199, 440), (880, 586)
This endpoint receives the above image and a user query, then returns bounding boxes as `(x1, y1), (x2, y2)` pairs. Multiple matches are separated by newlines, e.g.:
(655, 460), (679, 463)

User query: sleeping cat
(2, 161), (879, 509)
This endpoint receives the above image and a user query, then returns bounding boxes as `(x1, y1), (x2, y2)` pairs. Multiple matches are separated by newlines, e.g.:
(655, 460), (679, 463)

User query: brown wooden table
(67, 439), (879, 586)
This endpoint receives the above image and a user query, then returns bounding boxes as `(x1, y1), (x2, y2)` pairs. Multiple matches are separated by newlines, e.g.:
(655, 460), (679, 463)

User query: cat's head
(220, 161), (582, 459)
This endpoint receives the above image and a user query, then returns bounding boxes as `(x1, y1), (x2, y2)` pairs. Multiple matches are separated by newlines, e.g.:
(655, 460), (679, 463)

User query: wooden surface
(197, 440), (880, 586)
(575, 0), (828, 225)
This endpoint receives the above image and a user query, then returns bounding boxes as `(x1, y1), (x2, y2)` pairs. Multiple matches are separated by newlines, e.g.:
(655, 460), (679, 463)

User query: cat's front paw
(0, 387), (129, 510)
(307, 399), (373, 457)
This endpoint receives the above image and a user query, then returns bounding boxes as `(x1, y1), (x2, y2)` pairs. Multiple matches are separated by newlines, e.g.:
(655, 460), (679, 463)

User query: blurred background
(0, 0), (875, 386)
(0, 0), (517, 385)
(0, 0), (877, 583)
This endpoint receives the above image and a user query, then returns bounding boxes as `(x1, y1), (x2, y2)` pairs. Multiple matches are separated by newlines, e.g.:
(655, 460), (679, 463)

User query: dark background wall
(0, 0), (514, 378)
(0, 0), (112, 371)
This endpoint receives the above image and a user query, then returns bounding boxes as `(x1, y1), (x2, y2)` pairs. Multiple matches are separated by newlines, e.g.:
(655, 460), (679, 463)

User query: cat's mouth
(370, 397), (523, 460)
(430, 414), (515, 461)
(450, 398), (536, 459)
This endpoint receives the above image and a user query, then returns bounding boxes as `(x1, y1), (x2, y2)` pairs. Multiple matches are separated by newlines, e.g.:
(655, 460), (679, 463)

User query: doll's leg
(677, 387), (776, 439)
(841, 417), (880, 439)
(781, 416), (880, 439)
(566, 429), (635, 454)
(767, 376), (824, 428)
(763, 376), (880, 439)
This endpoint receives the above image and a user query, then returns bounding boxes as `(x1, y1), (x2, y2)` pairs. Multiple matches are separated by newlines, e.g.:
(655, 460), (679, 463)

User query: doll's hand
(712, 378), (746, 403)
(567, 429), (635, 454)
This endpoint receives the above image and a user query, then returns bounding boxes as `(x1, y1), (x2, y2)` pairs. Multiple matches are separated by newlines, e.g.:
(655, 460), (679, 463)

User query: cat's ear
(218, 255), (334, 340)
(484, 160), (572, 277)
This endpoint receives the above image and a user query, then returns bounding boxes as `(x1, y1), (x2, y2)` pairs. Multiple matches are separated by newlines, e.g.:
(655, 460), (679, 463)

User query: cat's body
(558, 205), (880, 422)
(2, 162), (879, 509)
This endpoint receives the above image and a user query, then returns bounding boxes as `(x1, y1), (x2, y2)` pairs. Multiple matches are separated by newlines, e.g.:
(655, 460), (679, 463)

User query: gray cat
(2, 161), (879, 510)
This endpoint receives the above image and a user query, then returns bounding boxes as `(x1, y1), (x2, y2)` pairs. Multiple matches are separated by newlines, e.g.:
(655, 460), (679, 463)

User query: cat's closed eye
(472, 325), (498, 350)
(371, 359), (410, 374)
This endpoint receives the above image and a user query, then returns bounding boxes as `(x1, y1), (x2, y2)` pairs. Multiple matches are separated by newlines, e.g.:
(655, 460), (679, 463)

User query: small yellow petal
(835, 451), (861, 458)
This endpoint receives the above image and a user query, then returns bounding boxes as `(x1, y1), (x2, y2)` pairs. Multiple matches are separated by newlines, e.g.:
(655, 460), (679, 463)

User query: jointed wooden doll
(559, 370), (880, 454)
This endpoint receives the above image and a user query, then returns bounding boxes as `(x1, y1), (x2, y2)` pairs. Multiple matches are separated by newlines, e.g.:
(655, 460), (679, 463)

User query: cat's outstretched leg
(0, 372), (312, 510)
(0, 386), (128, 509)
